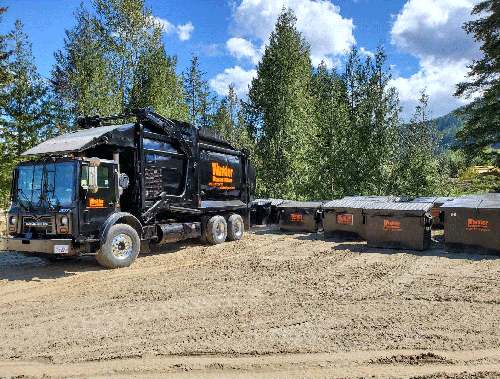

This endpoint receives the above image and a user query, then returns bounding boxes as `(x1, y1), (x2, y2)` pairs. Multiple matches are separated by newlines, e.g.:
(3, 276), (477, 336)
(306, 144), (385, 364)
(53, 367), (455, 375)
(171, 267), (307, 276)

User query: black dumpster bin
(267, 199), (291, 224)
(278, 201), (324, 233)
(411, 197), (456, 228)
(322, 199), (379, 239)
(363, 202), (434, 251)
(441, 198), (500, 255)
(433, 196), (456, 227)
(251, 199), (272, 225)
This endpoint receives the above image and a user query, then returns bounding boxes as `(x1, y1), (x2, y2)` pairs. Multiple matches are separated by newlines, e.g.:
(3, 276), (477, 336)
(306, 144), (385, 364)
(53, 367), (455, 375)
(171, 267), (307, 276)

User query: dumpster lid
(363, 202), (433, 216)
(412, 197), (438, 203)
(22, 123), (136, 156)
(323, 199), (381, 210)
(342, 195), (401, 202)
(278, 201), (324, 209)
(440, 198), (482, 209)
(252, 199), (272, 206)
(268, 199), (291, 206)
(478, 200), (500, 209)
(460, 193), (500, 199)
(434, 196), (456, 204)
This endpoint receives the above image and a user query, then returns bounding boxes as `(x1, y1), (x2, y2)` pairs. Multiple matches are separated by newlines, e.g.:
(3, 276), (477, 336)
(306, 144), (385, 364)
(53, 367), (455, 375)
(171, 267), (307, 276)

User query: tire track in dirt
(1, 349), (500, 379)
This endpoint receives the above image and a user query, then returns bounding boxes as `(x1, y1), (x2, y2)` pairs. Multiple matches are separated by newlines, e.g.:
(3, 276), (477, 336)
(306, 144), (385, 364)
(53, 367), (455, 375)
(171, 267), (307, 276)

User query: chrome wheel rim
(111, 234), (133, 259)
(215, 222), (225, 240)
(234, 219), (243, 238)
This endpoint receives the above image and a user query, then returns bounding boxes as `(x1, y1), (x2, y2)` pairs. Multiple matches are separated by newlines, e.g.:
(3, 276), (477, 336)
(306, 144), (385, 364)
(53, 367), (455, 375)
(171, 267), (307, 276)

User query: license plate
(54, 245), (69, 254)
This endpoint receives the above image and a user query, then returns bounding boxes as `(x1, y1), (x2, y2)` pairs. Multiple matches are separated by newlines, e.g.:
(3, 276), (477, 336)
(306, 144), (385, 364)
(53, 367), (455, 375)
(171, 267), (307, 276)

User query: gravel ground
(1, 226), (500, 378)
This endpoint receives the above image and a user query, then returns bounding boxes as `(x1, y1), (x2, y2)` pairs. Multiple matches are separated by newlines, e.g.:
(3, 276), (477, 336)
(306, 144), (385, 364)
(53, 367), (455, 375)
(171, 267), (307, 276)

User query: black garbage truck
(1, 107), (255, 268)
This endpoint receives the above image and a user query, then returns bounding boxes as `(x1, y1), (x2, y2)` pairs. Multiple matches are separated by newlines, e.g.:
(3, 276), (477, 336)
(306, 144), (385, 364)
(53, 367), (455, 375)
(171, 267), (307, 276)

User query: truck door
(79, 162), (117, 237)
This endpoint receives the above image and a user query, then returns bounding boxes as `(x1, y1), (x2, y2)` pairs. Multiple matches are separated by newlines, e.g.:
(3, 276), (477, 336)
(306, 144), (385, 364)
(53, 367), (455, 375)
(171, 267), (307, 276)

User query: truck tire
(227, 214), (244, 241)
(96, 224), (140, 268)
(206, 215), (227, 245)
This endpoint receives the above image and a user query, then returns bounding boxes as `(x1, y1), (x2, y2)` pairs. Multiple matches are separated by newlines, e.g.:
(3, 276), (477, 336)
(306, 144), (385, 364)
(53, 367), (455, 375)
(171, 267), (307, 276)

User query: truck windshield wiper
(16, 188), (32, 211)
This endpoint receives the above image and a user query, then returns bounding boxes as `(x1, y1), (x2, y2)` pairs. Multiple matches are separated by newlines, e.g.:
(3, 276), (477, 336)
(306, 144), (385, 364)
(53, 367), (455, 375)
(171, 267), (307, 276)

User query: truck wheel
(227, 214), (244, 241)
(206, 215), (227, 245)
(96, 224), (140, 268)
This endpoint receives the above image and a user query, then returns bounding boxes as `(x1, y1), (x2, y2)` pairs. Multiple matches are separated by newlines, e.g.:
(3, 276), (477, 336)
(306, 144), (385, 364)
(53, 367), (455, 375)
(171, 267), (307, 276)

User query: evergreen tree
(129, 48), (189, 120)
(343, 47), (400, 196)
(0, 6), (10, 102)
(248, 8), (315, 199)
(52, 4), (119, 122)
(454, 0), (500, 156)
(309, 62), (351, 199)
(0, 21), (56, 207)
(309, 47), (400, 199)
(213, 84), (253, 149)
(52, 0), (185, 122)
(183, 56), (214, 126)
(390, 92), (441, 196)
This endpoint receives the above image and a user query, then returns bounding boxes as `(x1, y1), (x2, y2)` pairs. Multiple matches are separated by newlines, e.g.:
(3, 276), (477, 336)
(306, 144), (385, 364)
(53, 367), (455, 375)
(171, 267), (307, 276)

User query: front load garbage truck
(1, 107), (255, 268)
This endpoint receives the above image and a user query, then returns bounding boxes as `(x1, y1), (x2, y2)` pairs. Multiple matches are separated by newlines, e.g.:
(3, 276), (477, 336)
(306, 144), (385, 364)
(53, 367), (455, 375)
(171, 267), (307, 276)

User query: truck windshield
(14, 162), (76, 209)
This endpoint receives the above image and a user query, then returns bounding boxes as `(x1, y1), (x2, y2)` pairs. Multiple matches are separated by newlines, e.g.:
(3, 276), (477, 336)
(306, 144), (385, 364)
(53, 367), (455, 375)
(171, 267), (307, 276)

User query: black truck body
(1, 108), (255, 268)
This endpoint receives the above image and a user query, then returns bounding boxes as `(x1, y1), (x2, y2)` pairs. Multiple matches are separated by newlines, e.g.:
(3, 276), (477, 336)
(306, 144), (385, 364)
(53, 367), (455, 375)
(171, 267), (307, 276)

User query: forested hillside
(431, 109), (466, 150)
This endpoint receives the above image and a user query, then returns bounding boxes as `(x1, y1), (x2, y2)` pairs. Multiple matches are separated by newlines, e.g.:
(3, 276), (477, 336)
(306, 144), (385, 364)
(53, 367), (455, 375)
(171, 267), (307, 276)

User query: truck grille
(22, 216), (55, 235)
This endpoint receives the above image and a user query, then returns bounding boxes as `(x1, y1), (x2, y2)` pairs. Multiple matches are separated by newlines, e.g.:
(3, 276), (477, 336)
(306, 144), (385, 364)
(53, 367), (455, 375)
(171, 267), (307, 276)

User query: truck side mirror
(88, 166), (98, 193)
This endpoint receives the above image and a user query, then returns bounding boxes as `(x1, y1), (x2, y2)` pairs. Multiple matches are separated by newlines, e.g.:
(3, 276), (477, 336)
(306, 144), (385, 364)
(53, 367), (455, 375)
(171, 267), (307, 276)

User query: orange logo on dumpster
(291, 214), (303, 222)
(209, 162), (235, 190)
(466, 219), (490, 232)
(88, 198), (105, 209)
(431, 209), (440, 218)
(337, 214), (353, 225)
(383, 219), (402, 232)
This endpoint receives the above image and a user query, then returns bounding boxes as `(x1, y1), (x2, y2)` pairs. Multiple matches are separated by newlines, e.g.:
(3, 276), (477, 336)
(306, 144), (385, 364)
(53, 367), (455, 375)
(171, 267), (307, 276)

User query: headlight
(60, 215), (68, 225)
(9, 215), (17, 225)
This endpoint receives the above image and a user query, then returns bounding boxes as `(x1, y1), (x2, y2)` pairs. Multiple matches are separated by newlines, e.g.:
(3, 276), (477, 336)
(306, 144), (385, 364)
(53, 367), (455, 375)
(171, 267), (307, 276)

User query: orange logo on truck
(88, 198), (105, 209)
(383, 219), (402, 232)
(209, 162), (235, 190)
(290, 214), (303, 222)
(466, 219), (490, 232)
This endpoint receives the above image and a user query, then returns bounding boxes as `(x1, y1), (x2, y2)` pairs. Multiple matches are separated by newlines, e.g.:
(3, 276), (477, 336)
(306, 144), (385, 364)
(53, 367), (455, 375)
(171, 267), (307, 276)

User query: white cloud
(359, 46), (375, 59)
(391, 0), (481, 61)
(154, 17), (194, 41)
(226, 37), (261, 65)
(389, 0), (482, 120)
(228, 0), (355, 68)
(209, 66), (257, 98)
(177, 22), (194, 41)
(390, 58), (471, 120)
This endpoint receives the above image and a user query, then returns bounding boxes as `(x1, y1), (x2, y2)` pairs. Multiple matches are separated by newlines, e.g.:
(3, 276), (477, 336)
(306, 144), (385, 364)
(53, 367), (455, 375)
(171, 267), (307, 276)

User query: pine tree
(213, 84), (253, 149)
(52, 0), (185, 122)
(129, 48), (189, 120)
(183, 56), (214, 126)
(52, 4), (119, 122)
(309, 47), (400, 199)
(0, 6), (10, 101)
(391, 92), (441, 197)
(0, 21), (56, 206)
(454, 0), (500, 156)
(248, 8), (315, 199)
(309, 62), (351, 199)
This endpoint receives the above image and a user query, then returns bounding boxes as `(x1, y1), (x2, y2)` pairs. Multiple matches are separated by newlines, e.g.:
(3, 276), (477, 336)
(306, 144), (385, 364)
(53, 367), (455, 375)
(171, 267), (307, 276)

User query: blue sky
(0, 0), (482, 121)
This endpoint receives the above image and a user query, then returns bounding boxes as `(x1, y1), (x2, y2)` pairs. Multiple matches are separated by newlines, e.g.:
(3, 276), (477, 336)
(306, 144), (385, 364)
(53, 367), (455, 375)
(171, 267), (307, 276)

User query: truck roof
(23, 123), (136, 156)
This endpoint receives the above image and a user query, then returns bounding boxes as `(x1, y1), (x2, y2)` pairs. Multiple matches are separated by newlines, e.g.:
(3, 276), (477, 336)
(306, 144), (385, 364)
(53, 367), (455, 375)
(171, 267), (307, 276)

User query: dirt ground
(1, 226), (500, 379)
